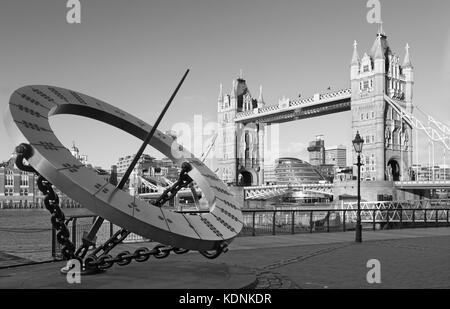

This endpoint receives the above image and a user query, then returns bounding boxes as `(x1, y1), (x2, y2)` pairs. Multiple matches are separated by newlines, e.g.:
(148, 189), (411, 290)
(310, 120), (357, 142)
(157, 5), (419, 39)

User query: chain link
(15, 143), (77, 261)
(84, 244), (192, 270)
(152, 162), (194, 207)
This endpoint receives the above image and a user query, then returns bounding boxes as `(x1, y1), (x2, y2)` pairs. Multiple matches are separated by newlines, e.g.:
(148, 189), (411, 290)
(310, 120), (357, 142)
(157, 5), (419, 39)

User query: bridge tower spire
(257, 85), (265, 108)
(351, 40), (360, 66)
(217, 83), (223, 111)
(403, 43), (414, 114)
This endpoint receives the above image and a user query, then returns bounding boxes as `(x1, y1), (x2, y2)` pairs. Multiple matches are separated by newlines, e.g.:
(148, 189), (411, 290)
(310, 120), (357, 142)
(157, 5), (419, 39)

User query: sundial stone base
(0, 260), (257, 289)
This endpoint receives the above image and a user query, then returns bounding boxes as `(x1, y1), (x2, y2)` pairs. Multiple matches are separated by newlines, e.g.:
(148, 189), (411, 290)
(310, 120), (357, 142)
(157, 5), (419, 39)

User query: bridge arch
(238, 168), (257, 186)
(386, 157), (401, 181)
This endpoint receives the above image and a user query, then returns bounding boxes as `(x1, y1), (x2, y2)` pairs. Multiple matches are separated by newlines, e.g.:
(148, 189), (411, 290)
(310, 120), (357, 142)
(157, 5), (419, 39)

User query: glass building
(275, 158), (326, 184)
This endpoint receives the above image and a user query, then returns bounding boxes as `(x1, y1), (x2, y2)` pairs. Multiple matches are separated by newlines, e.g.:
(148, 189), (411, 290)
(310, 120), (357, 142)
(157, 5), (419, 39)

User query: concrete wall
(333, 180), (428, 201)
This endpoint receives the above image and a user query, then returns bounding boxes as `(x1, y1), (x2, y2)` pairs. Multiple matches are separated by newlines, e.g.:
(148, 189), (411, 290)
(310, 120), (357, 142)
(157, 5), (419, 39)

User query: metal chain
(84, 243), (191, 271)
(15, 143), (76, 261)
(14, 143), (227, 271)
(82, 231), (227, 270)
(152, 162), (194, 207)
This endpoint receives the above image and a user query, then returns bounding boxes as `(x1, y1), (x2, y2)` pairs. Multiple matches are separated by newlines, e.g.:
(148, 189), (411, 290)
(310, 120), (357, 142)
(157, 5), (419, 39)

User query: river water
(0, 209), (97, 262)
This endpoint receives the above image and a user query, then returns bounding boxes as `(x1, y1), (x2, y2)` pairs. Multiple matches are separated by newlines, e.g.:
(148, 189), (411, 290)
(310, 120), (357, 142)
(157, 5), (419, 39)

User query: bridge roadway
(234, 88), (351, 124)
(1, 227), (449, 288)
(244, 183), (334, 200)
(394, 180), (450, 189)
(244, 181), (450, 200)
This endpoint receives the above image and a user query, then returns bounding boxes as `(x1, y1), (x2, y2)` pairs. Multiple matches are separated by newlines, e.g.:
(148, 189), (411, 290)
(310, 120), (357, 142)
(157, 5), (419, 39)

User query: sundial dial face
(5, 85), (243, 251)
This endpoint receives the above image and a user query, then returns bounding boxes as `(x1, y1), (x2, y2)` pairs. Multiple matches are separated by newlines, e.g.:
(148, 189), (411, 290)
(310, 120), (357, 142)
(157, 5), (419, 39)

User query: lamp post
(353, 131), (364, 243)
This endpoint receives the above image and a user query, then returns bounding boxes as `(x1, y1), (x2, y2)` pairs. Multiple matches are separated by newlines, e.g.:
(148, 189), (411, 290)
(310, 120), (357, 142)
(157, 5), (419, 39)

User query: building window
(366, 157), (370, 165)
(361, 113), (364, 120)
(371, 111), (375, 119)
(5, 170), (14, 187)
(363, 65), (370, 73)
(20, 172), (29, 186)
(371, 135), (375, 143)
(363, 80), (369, 90)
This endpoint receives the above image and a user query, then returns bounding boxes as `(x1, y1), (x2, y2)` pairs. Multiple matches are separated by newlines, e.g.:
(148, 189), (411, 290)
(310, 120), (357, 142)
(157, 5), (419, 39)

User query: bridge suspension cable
(414, 105), (450, 136)
(385, 96), (450, 150)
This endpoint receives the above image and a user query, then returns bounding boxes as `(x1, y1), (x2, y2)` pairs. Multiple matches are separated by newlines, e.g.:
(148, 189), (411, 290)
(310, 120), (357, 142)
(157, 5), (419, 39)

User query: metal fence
(52, 217), (148, 259)
(239, 208), (450, 236)
(52, 206), (450, 258)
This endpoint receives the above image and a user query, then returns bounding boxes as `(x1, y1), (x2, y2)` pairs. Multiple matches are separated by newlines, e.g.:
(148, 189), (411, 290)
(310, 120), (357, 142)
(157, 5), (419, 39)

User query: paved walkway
(107, 227), (450, 253)
(1, 227), (449, 288)
(112, 227), (450, 289)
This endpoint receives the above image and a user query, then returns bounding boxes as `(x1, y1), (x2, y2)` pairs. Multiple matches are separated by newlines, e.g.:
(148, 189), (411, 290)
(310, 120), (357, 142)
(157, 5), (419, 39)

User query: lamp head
(353, 131), (364, 154)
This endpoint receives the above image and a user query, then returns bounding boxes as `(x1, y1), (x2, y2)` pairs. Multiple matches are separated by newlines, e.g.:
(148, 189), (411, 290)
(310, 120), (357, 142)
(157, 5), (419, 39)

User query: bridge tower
(350, 28), (414, 182)
(217, 72), (265, 186)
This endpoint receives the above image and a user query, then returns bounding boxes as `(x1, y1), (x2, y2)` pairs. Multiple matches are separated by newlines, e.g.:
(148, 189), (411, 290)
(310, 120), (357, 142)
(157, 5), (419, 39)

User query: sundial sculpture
(4, 70), (243, 271)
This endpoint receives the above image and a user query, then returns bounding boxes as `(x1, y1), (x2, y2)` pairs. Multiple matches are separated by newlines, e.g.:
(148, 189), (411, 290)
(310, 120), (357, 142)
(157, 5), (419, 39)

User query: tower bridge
(216, 28), (449, 201)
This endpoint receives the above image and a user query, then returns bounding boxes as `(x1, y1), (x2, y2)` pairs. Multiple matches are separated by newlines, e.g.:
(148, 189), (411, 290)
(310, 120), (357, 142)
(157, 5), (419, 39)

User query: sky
(0, 0), (449, 169)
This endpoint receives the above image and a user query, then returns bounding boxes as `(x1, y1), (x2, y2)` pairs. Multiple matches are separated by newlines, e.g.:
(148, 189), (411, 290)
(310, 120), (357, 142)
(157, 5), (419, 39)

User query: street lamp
(353, 131), (364, 243)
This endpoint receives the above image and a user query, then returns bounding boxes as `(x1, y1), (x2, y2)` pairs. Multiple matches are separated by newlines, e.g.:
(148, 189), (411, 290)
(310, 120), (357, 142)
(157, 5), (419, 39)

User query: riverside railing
(52, 206), (450, 258)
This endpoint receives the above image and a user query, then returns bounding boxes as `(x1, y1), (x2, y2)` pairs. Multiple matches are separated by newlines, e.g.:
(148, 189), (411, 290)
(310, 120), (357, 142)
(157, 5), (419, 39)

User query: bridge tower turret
(350, 28), (414, 183)
(216, 72), (262, 186)
(350, 40), (360, 95)
(403, 43), (414, 114)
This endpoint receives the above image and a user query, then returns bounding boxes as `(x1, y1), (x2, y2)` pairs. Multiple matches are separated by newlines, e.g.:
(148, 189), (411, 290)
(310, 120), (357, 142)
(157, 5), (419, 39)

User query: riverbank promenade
(1, 227), (449, 288)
